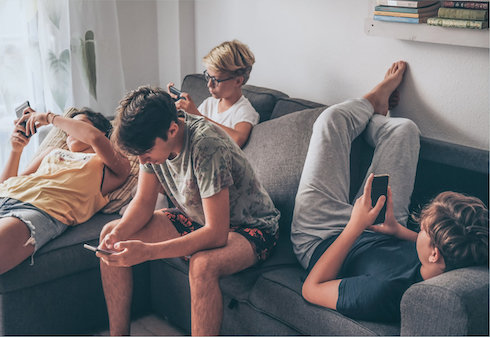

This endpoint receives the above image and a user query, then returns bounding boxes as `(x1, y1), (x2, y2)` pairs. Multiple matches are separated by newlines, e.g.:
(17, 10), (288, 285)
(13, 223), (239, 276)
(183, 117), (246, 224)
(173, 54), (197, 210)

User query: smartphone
(371, 174), (389, 225)
(83, 243), (116, 255)
(15, 101), (31, 137)
(169, 86), (186, 101)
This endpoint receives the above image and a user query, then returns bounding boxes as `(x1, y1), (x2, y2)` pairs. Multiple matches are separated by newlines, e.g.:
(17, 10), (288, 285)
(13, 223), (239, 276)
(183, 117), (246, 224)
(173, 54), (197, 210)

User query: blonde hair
(415, 191), (488, 271)
(203, 40), (255, 85)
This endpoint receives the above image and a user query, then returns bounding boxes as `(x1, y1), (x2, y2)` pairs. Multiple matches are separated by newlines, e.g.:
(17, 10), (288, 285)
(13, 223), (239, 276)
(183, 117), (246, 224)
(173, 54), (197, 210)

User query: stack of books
(373, 0), (441, 23)
(427, 1), (489, 29)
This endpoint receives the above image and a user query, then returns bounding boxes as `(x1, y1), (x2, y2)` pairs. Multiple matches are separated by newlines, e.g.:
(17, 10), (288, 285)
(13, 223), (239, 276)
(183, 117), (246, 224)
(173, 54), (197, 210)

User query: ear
(167, 120), (179, 138)
(429, 247), (446, 268)
(234, 75), (244, 87)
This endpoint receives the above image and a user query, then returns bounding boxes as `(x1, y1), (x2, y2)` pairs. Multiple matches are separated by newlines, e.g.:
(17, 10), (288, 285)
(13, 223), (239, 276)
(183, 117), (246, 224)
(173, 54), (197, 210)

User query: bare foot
(363, 61), (406, 116)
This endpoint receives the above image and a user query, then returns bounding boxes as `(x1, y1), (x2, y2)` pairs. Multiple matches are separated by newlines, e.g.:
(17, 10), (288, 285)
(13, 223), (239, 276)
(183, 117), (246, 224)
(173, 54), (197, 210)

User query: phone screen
(83, 243), (115, 255)
(15, 101), (30, 119)
(371, 174), (389, 224)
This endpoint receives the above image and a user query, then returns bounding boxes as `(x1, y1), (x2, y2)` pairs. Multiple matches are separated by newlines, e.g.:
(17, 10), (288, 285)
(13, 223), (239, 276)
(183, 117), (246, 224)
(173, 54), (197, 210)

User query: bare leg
(364, 61), (407, 116)
(0, 217), (34, 274)
(189, 232), (257, 336)
(100, 212), (180, 336)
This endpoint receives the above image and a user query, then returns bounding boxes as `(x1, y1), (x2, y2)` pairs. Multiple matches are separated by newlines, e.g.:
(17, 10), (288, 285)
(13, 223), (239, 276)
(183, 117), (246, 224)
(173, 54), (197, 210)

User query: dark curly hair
(415, 191), (489, 271)
(111, 86), (178, 156)
(67, 107), (112, 138)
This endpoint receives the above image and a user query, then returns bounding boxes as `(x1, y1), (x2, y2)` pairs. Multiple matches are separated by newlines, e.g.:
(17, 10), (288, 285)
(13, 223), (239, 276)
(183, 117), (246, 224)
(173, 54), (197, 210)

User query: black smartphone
(169, 86), (186, 101)
(371, 174), (389, 225)
(83, 243), (116, 255)
(15, 101), (31, 137)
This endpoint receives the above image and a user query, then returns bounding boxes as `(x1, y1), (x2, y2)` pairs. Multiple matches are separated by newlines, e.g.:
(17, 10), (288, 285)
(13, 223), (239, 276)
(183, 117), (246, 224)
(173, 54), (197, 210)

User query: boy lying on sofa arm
(292, 60), (489, 322)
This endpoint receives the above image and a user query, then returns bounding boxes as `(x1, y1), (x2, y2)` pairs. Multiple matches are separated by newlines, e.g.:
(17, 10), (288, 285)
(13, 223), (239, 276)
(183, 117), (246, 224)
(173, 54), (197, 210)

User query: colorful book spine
(375, 3), (440, 13)
(438, 7), (489, 20)
(374, 14), (428, 23)
(442, 1), (489, 10)
(374, 10), (435, 17)
(375, 0), (437, 8)
(427, 17), (489, 28)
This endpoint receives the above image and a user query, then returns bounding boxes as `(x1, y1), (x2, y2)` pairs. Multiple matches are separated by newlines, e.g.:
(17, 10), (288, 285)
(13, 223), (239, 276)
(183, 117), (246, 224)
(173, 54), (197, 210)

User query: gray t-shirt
(141, 113), (280, 234)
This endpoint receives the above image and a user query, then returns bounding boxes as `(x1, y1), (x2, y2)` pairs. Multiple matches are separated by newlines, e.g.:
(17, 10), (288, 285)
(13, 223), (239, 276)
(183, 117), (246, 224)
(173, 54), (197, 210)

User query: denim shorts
(0, 197), (68, 252)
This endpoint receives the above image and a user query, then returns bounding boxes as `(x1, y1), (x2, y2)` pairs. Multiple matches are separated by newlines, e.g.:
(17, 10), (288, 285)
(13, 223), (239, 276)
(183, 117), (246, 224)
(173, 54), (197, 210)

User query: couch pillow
(35, 108), (139, 214)
(243, 106), (325, 233)
(242, 85), (288, 122)
(181, 73), (288, 123)
(270, 97), (326, 120)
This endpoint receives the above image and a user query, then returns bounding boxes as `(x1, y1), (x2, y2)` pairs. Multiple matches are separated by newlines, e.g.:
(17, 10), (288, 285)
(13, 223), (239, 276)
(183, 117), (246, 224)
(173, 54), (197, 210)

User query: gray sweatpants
(291, 98), (420, 269)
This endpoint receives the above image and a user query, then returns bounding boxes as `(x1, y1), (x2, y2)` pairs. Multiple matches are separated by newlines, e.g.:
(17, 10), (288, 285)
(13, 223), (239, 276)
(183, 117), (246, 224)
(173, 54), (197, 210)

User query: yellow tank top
(0, 149), (108, 225)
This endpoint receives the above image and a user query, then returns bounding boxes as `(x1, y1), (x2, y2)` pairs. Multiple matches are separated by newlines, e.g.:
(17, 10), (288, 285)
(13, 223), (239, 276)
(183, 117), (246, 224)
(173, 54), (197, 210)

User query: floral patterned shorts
(162, 208), (278, 262)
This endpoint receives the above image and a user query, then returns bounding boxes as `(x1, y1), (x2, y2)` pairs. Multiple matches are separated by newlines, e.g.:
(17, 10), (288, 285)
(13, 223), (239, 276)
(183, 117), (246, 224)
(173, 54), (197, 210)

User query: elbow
(213, 233), (228, 248)
(88, 130), (105, 146)
(302, 280), (314, 303)
(207, 229), (228, 249)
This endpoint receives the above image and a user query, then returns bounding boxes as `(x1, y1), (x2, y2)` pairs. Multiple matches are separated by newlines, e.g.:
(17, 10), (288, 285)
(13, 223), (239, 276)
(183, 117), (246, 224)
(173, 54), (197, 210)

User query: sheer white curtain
(0, 0), (125, 170)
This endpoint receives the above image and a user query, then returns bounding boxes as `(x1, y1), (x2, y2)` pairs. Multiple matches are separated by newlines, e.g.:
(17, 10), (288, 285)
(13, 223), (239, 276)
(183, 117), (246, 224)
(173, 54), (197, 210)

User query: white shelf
(365, 18), (489, 48)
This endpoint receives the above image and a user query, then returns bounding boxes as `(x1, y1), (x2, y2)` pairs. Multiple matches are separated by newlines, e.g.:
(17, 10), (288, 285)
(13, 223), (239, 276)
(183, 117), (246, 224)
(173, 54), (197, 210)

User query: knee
(314, 105), (351, 133)
(189, 251), (219, 284)
(395, 119), (420, 146)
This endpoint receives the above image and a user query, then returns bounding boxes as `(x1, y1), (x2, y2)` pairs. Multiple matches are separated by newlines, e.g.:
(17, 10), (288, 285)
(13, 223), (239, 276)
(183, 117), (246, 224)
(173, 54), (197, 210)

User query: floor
(96, 314), (186, 336)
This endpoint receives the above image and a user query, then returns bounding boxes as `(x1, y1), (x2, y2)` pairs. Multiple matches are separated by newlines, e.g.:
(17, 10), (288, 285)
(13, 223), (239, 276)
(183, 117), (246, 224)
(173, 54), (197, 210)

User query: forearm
(51, 113), (103, 146)
(0, 151), (22, 183)
(394, 223), (418, 242)
(202, 116), (247, 147)
(306, 224), (362, 285)
(147, 225), (227, 260)
(113, 198), (156, 239)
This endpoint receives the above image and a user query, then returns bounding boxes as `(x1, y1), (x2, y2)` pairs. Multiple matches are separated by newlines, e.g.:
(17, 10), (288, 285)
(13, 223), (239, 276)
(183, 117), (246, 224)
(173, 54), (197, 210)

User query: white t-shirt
(197, 95), (260, 128)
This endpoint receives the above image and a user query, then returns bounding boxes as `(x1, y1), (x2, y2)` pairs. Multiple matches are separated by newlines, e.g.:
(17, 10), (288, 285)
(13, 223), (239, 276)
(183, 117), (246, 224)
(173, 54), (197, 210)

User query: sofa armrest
(400, 266), (489, 336)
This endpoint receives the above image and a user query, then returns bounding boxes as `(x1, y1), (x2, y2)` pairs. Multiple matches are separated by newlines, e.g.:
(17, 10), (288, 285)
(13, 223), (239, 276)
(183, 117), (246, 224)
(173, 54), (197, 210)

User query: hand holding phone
(169, 86), (186, 101)
(83, 243), (116, 255)
(371, 174), (389, 225)
(15, 101), (31, 137)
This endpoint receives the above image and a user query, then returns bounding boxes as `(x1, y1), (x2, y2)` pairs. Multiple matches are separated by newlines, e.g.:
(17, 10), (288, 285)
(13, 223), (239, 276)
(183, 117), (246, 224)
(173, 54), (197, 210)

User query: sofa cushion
(0, 213), (119, 293)
(181, 74), (288, 122)
(270, 97), (326, 120)
(243, 107), (325, 234)
(249, 267), (400, 336)
(242, 85), (288, 122)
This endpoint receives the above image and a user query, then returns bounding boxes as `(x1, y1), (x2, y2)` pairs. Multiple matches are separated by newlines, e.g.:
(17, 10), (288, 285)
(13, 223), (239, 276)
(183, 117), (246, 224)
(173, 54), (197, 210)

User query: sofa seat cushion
(0, 213), (119, 293)
(249, 267), (400, 336)
(181, 74), (288, 123)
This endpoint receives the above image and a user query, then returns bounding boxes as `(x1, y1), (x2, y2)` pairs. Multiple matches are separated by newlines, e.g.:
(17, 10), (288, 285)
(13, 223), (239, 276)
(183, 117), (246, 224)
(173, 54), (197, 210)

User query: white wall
(116, 0), (160, 90)
(116, 0), (489, 151)
(191, 0), (489, 150)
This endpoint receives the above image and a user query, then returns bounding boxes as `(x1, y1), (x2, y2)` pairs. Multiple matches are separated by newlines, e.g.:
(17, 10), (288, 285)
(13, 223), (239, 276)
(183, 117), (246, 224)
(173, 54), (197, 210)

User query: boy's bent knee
(189, 251), (220, 280)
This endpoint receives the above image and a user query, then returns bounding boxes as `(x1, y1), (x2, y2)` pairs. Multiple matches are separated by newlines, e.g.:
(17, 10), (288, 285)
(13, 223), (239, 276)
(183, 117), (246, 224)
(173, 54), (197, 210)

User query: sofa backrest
(181, 74), (288, 123)
(242, 107), (325, 234)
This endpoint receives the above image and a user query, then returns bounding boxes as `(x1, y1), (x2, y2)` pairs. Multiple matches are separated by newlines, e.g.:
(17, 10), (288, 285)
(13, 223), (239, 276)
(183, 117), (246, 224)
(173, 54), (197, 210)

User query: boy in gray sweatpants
(291, 61), (420, 271)
(291, 61), (489, 323)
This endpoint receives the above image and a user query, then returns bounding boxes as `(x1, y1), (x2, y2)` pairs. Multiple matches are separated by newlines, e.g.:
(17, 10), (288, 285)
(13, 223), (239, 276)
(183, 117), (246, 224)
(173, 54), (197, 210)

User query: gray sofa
(0, 74), (487, 335)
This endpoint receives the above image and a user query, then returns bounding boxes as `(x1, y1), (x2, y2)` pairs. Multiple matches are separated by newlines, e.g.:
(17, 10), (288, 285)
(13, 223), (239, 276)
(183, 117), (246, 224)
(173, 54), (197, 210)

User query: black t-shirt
(309, 231), (423, 322)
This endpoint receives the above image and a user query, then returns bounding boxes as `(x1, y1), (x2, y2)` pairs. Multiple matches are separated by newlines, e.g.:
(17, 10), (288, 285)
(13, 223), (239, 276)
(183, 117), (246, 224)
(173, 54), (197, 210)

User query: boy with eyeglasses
(167, 39), (258, 148)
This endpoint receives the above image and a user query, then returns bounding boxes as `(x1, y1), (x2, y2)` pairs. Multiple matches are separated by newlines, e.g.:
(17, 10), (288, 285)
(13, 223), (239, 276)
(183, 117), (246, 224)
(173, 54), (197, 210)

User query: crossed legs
(292, 61), (420, 268)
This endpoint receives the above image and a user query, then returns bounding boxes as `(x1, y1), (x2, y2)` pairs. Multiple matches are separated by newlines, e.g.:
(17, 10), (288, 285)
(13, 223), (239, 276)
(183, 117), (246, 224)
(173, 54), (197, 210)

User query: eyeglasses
(203, 70), (235, 86)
